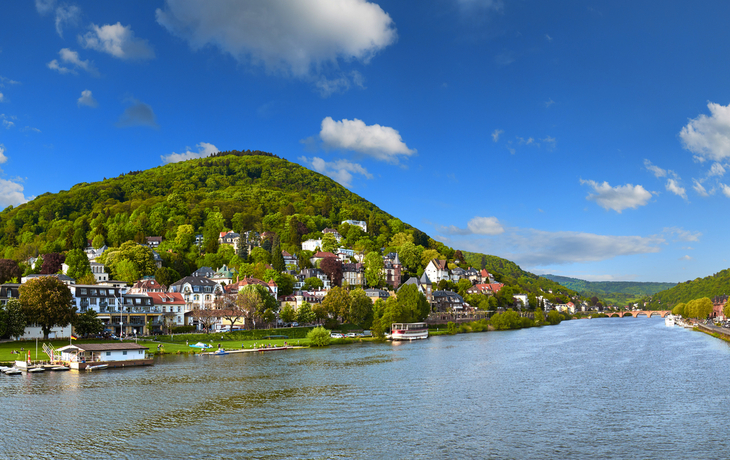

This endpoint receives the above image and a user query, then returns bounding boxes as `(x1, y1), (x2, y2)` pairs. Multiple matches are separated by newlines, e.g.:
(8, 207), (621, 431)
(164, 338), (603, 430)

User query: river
(2, 317), (730, 459)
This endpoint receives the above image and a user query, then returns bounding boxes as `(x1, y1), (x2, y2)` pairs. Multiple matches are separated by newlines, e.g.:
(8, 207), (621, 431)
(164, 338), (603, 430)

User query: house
(466, 284), (494, 296)
(145, 292), (187, 330)
(514, 294), (529, 309)
(342, 263), (365, 288)
(432, 290), (466, 312)
(192, 266), (215, 278)
(90, 262), (108, 282)
(151, 250), (163, 269)
(145, 236), (163, 248)
(425, 259), (450, 284)
(282, 251), (299, 270)
(298, 268), (331, 290)
(322, 228), (342, 241)
(398, 274), (432, 302)
(302, 238), (321, 252)
(218, 231), (241, 252)
(480, 269), (496, 284)
(712, 295), (728, 319)
(465, 268), (480, 283)
(342, 220), (367, 232)
(21, 273), (76, 285)
(169, 276), (224, 312)
(129, 278), (166, 293)
(365, 288), (391, 302)
(310, 251), (337, 266)
(56, 343), (151, 370)
(210, 264), (237, 285)
(383, 253), (403, 289)
(0, 283), (20, 306)
(84, 244), (107, 262)
(225, 277), (278, 298)
(450, 267), (467, 282)
(195, 234), (204, 246)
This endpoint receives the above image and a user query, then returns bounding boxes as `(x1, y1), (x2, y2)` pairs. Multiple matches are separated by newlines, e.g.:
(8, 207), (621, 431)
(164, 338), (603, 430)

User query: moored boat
(665, 314), (676, 327)
(389, 322), (429, 341)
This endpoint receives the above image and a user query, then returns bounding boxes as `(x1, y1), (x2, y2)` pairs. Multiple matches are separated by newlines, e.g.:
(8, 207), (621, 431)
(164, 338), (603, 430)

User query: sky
(1, 0), (730, 283)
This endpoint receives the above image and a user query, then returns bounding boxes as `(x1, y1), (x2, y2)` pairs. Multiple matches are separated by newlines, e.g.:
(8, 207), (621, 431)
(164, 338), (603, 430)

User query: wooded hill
(642, 269), (730, 309)
(0, 150), (579, 303)
(543, 274), (676, 306)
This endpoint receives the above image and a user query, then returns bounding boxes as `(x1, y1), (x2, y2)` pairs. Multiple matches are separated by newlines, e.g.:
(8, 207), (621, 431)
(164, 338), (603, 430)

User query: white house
(56, 343), (151, 369)
(425, 259), (450, 283)
(302, 239), (321, 252)
(342, 220), (367, 232)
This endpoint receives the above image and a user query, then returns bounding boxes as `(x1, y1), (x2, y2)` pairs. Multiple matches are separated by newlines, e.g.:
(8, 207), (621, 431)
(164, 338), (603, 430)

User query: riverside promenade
(696, 323), (730, 340)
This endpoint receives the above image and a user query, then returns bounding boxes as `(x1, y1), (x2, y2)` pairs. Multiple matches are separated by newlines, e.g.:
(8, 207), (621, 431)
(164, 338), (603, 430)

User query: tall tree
(296, 301), (317, 325)
(40, 252), (65, 274)
(322, 286), (351, 321)
(73, 309), (104, 337)
(215, 292), (246, 330)
(321, 233), (338, 253)
(364, 252), (384, 287)
(0, 259), (21, 283)
(349, 288), (373, 327)
(320, 257), (343, 287)
(65, 248), (91, 280)
(0, 299), (27, 340)
(19, 276), (76, 339)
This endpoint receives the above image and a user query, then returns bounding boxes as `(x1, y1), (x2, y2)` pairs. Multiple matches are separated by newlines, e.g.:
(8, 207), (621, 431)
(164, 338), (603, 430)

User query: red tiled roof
(145, 292), (186, 305)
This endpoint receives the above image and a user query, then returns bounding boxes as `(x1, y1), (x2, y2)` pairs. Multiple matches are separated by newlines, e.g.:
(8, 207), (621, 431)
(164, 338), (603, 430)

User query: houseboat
(389, 322), (429, 341)
(55, 343), (153, 370)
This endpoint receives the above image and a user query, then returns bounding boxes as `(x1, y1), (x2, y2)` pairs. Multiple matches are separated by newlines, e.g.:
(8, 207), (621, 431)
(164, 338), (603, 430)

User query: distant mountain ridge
(543, 274), (676, 306)
(643, 269), (730, 309)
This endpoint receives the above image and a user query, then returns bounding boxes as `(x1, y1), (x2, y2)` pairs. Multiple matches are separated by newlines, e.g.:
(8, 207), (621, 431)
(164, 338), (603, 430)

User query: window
(123, 351), (127, 356)
(106, 352), (111, 356)
(90, 298), (97, 305)
(99, 289), (106, 296)
(90, 289), (97, 296)
(193, 286), (200, 293)
(80, 288), (87, 295)
(194, 295), (199, 301)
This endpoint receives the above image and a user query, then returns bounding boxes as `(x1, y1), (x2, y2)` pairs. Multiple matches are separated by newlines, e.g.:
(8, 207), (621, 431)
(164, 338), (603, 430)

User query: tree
(322, 286), (351, 321)
(101, 241), (157, 281)
(65, 248), (91, 280)
(40, 252), (65, 274)
(321, 233), (338, 253)
(672, 302), (686, 316)
(454, 249), (464, 263)
(546, 310), (563, 325)
(155, 266), (180, 288)
(280, 303), (297, 324)
(349, 288), (373, 327)
(0, 299), (26, 340)
(249, 247), (271, 265)
(74, 309), (104, 337)
(685, 297), (713, 319)
(0, 259), (21, 284)
(191, 306), (216, 333)
(271, 249), (286, 272)
(307, 326), (331, 346)
(215, 293), (246, 330)
(297, 301), (317, 325)
(77, 272), (97, 285)
(303, 277), (324, 291)
(274, 273), (296, 297)
(364, 252), (384, 287)
(320, 257), (343, 287)
(724, 301), (730, 320)
(395, 284), (430, 322)
(398, 242), (423, 272)
(19, 276), (76, 339)
(237, 284), (278, 329)
(263, 308), (277, 326)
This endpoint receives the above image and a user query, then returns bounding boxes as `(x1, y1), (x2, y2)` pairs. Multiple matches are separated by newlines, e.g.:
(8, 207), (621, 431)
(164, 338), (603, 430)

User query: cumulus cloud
(0, 76), (20, 87)
(47, 48), (98, 76)
(663, 227), (701, 242)
(317, 117), (415, 163)
(541, 136), (557, 151)
(116, 99), (159, 129)
(0, 144), (30, 209)
(1, 114), (15, 129)
(680, 255), (692, 261)
(580, 179), (653, 213)
(680, 101), (730, 163)
(708, 162), (726, 177)
(721, 183), (730, 199)
(77, 89), (97, 108)
(438, 227), (664, 268)
(644, 159), (667, 178)
(441, 216), (505, 236)
(693, 178), (709, 197)
(155, 0), (396, 90)
(665, 178), (687, 200)
(298, 156), (372, 188)
(35, 0), (56, 15)
(55, 4), (80, 37)
(491, 129), (503, 142)
(79, 23), (155, 60)
(161, 142), (219, 164)
(0, 144), (7, 164)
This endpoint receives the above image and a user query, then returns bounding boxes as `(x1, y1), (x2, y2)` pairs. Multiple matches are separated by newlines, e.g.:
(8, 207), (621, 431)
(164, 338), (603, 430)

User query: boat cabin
(56, 343), (152, 370)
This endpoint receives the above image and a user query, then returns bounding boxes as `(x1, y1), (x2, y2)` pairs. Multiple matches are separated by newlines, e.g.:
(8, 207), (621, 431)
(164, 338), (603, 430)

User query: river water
(3, 317), (730, 459)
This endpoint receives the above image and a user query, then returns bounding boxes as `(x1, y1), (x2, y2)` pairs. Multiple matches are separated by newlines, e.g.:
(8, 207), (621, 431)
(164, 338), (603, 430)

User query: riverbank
(695, 323), (730, 343)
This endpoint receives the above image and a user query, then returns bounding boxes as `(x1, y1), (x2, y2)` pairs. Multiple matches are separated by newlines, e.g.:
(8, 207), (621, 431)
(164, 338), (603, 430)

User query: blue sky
(1, 0), (730, 283)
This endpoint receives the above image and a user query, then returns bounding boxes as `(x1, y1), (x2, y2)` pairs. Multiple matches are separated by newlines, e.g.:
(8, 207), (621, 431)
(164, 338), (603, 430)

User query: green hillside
(643, 269), (730, 309)
(543, 274), (676, 306)
(0, 150), (583, 305)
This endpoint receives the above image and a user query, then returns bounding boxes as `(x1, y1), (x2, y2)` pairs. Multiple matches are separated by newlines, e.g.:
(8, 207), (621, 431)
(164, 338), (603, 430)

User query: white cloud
(0, 178), (30, 209)
(438, 227), (663, 267)
(663, 227), (701, 242)
(0, 144), (7, 164)
(665, 178), (687, 200)
(680, 255), (692, 261)
(580, 179), (653, 213)
(79, 23), (155, 60)
(545, 98), (554, 107)
(47, 48), (98, 76)
(2, 119), (14, 129)
(317, 117), (415, 163)
(440, 216), (505, 236)
(161, 142), (219, 164)
(0, 93), (4, 102)
(693, 178), (709, 197)
(155, 0), (396, 89)
(708, 162), (726, 177)
(77, 89), (97, 108)
(644, 159), (666, 178)
(298, 156), (372, 188)
(541, 136), (557, 151)
(491, 129), (503, 142)
(721, 183), (730, 199)
(116, 99), (159, 129)
(0, 76), (20, 87)
(545, 34), (553, 42)
(21, 126), (41, 133)
(35, 0), (55, 15)
(55, 4), (80, 37)
(680, 102), (730, 163)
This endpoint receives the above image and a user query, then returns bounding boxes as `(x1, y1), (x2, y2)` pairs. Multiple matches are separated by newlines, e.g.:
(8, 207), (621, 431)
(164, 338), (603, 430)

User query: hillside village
(0, 218), (590, 340)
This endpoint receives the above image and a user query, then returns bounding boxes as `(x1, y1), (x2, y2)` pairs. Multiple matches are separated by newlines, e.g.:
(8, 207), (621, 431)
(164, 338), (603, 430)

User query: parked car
(330, 332), (344, 339)
(346, 332), (357, 338)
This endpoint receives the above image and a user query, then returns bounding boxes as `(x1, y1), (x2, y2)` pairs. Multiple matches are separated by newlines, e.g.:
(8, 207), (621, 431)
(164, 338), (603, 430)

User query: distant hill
(0, 149), (582, 303)
(643, 269), (730, 309)
(543, 274), (676, 306)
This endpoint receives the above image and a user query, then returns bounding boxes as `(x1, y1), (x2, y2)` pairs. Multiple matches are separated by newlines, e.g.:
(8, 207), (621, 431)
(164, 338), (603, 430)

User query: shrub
(171, 325), (195, 333)
(446, 321), (458, 335)
(307, 326), (331, 347)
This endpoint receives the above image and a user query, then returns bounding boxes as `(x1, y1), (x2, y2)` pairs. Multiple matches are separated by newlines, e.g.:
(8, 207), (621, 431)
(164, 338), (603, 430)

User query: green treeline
(543, 274), (676, 306)
(645, 269), (730, 309)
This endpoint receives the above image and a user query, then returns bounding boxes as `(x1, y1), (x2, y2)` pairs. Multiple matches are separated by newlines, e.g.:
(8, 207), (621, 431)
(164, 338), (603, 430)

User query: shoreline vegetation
(0, 309), (578, 365)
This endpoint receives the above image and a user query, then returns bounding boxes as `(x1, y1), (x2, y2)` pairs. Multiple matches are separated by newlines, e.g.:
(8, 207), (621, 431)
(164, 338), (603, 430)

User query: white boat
(665, 315), (676, 327)
(27, 367), (45, 373)
(3, 368), (22, 375)
(389, 322), (429, 341)
(85, 364), (108, 371)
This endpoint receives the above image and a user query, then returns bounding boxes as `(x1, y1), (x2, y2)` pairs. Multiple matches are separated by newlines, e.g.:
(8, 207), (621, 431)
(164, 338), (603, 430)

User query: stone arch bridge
(604, 310), (671, 318)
